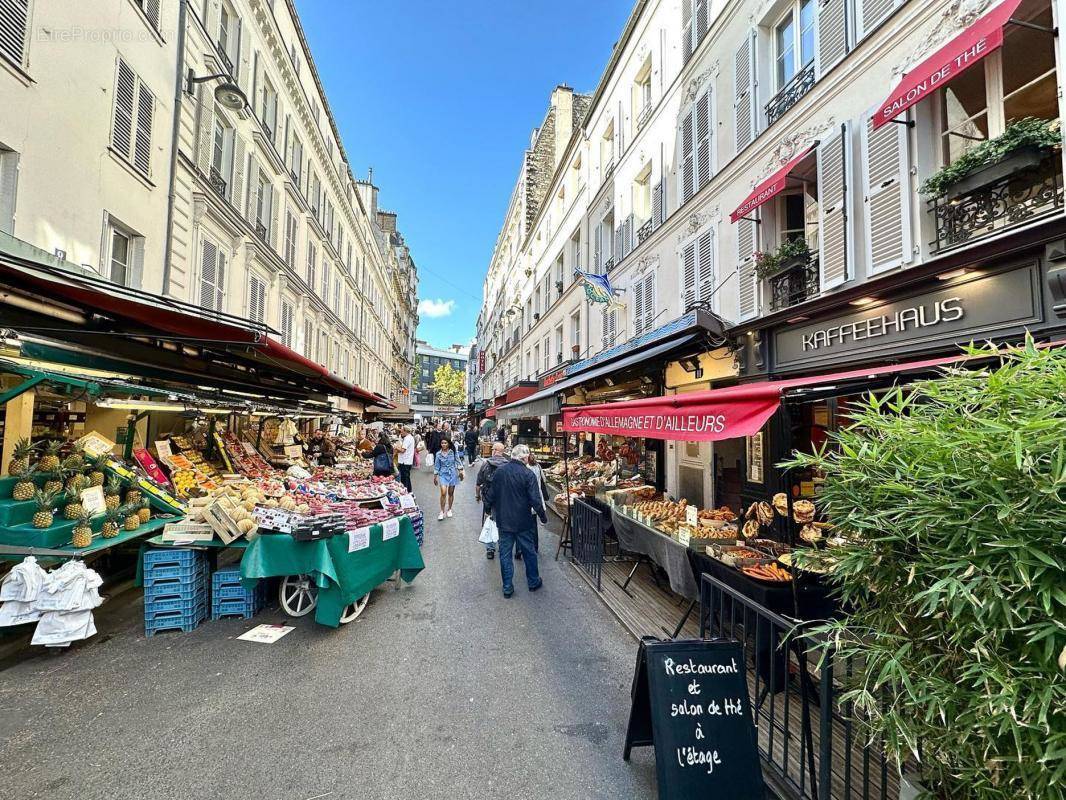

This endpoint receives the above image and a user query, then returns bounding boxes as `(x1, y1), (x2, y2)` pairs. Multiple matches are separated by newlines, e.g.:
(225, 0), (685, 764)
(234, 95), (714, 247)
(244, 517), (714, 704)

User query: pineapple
(71, 512), (93, 549)
(65, 469), (89, 495)
(38, 440), (62, 472)
(32, 488), (58, 529)
(122, 505), (140, 531)
(125, 486), (142, 506)
(104, 477), (122, 511)
(12, 471), (37, 502)
(101, 510), (120, 539)
(61, 450), (85, 473)
(7, 438), (36, 477)
(63, 490), (84, 520)
(42, 471), (62, 495)
(137, 499), (151, 525)
(89, 454), (108, 486)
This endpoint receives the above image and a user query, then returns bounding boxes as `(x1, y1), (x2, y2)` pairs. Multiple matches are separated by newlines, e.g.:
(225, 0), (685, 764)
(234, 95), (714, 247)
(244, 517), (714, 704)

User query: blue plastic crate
(144, 580), (207, 602)
(211, 596), (261, 620)
(145, 599), (206, 622)
(143, 561), (209, 586)
(144, 604), (207, 635)
(210, 566), (244, 587)
(212, 582), (264, 600)
(144, 589), (208, 617)
(143, 548), (202, 568)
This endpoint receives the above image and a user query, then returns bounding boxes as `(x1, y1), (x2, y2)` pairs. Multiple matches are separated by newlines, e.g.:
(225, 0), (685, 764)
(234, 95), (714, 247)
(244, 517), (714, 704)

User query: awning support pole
(0, 375), (45, 405)
(123, 411), (149, 462)
(1, 377), (36, 476)
(888, 118), (915, 128)
(1007, 18), (1057, 35)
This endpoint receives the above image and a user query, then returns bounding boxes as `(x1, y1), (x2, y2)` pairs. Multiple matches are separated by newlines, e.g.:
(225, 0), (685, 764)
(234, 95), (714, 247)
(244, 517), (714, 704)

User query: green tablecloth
(239, 516), (424, 628)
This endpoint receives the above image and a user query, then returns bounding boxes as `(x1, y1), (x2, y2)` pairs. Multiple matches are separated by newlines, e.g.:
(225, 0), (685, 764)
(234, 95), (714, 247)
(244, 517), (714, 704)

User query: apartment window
(775, 1), (815, 90)
(254, 170), (271, 240)
(936, 0), (1056, 165)
(633, 58), (652, 133)
(306, 241), (317, 289)
(569, 230), (581, 276)
(321, 261), (330, 303)
(217, 1), (240, 73)
(260, 76), (278, 141)
(111, 59), (155, 178)
(199, 235), (226, 312)
(289, 43), (301, 76)
(289, 136), (303, 185)
(570, 309), (581, 357)
(679, 85), (712, 204)
(0, 146), (18, 235)
(132, 0), (161, 31)
(542, 335), (550, 372)
(0, 0), (30, 68)
(333, 277), (341, 312)
(283, 210), (297, 268)
(303, 319), (314, 357)
(633, 165), (652, 224)
(247, 274), (266, 323)
(104, 219), (144, 289)
(554, 256), (564, 298)
(280, 300), (294, 347)
(601, 308), (617, 349)
(632, 272), (656, 336)
(534, 287), (542, 318)
(554, 325), (564, 364)
(778, 191), (808, 244)
(600, 121), (615, 178)
(682, 0), (710, 63)
(210, 115), (234, 197)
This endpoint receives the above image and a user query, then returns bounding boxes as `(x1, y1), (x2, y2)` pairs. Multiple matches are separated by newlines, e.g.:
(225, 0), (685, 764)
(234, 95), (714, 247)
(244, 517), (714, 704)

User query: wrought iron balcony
(637, 218), (653, 244)
(636, 102), (652, 132)
(928, 150), (1064, 253)
(208, 166), (227, 198)
(254, 221), (267, 242)
(217, 49), (234, 76)
(603, 256), (615, 272)
(765, 61), (815, 127)
(768, 256), (820, 312)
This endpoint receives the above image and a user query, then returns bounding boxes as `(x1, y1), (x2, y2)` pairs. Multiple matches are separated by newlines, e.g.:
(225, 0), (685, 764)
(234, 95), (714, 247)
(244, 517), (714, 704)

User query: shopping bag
(478, 516), (499, 544)
(426, 452), (435, 469)
(413, 449), (421, 468)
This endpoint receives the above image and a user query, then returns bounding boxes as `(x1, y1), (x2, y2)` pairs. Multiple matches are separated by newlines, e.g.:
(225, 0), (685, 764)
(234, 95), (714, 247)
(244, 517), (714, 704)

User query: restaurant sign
(540, 363), (570, 388)
(774, 266), (1041, 370)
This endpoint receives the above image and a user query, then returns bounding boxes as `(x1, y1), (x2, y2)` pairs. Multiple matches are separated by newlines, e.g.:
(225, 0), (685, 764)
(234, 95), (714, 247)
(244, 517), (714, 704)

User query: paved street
(0, 464), (657, 800)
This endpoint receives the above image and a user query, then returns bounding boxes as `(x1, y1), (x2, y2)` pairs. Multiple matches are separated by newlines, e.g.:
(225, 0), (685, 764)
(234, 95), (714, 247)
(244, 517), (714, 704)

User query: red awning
(873, 0), (1023, 129)
(504, 385), (538, 404)
(730, 146), (815, 223)
(259, 337), (382, 405)
(562, 352), (969, 442)
(485, 406), (497, 419)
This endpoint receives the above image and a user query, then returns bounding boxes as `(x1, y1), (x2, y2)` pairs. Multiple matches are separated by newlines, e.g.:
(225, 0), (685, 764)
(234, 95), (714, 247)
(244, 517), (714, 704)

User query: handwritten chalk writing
(671, 700), (705, 717)
(688, 680), (701, 696)
(676, 746), (723, 774)
(695, 722), (705, 740)
(663, 657), (739, 676)
(725, 697), (743, 715)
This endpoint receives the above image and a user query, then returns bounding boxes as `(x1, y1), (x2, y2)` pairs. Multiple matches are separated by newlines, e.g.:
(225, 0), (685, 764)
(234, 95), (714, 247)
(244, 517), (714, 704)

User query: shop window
(111, 59), (155, 179)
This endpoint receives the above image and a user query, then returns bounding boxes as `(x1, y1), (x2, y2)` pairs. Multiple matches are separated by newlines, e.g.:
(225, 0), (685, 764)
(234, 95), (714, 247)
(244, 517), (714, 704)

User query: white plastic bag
(479, 516), (499, 544)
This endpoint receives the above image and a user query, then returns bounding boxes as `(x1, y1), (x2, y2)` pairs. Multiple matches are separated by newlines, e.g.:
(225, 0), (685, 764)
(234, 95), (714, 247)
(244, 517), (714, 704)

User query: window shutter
(129, 236), (144, 290)
(632, 277), (645, 336)
(861, 110), (911, 274)
(248, 275), (265, 323)
(694, 0), (709, 46)
(251, 50), (261, 119)
(0, 0), (30, 67)
(133, 82), (154, 176)
(695, 88), (712, 191)
(230, 135), (245, 207)
(679, 105), (695, 204)
(113, 60), (137, 159)
(200, 237), (218, 311)
(215, 249), (227, 312)
(737, 215), (758, 319)
(857, 0), (903, 40)
(281, 302), (293, 346)
(283, 114), (291, 169)
(143, 0), (161, 29)
(733, 31), (757, 154)
(681, 0), (693, 62)
(245, 159), (259, 222)
(680, 239), (697, 310)
(696, 229), (714, 302)
(652, 181), (663, 228)
(818, 122), (851, 288)
(0, 150), (19, 235)
(623, 216), (634, 257)
(269, 183), (280, 250)
(593, 222), (602, 268)
(816, 0), (849, 77)
(196, 86), (215, 174)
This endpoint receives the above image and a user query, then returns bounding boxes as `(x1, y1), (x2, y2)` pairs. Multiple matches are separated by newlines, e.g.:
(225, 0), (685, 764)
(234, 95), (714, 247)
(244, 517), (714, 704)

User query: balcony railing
(254, 221), (267, 242)
(637, 218), (653, 245)
(208, 166), (227, 198)
(765, 61), (816, 128)
(636, 102), (653, 132)
(768, 256), (820, 312)
(928, 150), (1064, 253)
(603, 255), (615, 273)
(217, 48), (234, 76)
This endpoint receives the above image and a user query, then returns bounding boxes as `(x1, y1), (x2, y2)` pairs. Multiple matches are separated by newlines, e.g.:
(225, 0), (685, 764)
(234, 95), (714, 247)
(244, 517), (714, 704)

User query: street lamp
(185, 69), (247, 111)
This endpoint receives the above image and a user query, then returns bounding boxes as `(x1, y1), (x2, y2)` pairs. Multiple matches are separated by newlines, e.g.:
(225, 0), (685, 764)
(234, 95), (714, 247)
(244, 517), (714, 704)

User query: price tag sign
(686, 506), (698, 526)
(382, 518), (400, 541)
(347, 527), (370, 552)
(81, 486), (106, 518)
(155, 440), (173, 460)
(678, 526), (692, 547)
(399, 494), (417, 509)
(380, 498), (391, 509)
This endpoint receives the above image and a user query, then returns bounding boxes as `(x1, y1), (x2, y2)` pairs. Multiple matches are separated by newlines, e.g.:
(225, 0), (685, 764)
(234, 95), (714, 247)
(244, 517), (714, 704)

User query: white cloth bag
(478, 516), (499, 544)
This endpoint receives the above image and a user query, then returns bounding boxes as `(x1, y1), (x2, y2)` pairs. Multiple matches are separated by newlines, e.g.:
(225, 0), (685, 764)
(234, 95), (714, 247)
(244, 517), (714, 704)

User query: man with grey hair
(485, 443), (546, 597)
(395, 424), (416, 492)
(475, 440), (509, 560)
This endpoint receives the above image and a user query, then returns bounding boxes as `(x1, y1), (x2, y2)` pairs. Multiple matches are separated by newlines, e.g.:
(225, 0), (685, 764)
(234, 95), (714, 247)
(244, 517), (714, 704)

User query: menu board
(624, 638), (762, 800)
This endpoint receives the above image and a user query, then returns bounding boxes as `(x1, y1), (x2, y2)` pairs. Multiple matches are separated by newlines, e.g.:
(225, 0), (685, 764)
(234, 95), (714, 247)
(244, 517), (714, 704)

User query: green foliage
(428, 363), (466, 406)
(782, 339), (1066, 800)
(919, 117), (1062, 198)
(754, 237), (811, 280)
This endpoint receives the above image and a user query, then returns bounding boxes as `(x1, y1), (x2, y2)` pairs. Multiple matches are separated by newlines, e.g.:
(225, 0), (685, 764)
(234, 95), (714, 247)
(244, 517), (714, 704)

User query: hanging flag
(575, 270), (625, 311)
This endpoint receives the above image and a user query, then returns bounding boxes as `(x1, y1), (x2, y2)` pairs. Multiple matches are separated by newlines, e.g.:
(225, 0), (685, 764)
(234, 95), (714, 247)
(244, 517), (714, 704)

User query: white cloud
(418, 298), (455, 318)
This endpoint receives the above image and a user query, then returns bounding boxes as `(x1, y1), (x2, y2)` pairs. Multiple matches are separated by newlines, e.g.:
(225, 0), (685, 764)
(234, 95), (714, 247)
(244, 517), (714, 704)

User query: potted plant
(919, 117), (1062, 200)
(782, 338), (1066, 800)
(754, 238), (811, 281)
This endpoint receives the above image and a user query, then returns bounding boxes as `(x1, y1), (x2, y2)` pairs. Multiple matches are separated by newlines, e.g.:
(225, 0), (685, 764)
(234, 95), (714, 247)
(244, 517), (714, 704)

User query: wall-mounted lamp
(186, 69), (247, 111)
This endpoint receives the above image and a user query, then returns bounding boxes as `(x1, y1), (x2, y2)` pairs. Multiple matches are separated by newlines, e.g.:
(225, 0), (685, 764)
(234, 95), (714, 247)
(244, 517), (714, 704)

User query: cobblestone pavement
(0, 462), (657, 800)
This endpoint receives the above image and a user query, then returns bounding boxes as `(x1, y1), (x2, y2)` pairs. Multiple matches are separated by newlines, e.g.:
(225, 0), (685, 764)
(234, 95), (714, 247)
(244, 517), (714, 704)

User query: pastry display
(742, 563), (792, 582)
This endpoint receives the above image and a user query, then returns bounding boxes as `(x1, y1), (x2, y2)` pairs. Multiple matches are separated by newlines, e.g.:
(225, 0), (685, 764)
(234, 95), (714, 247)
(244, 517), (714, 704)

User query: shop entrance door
(677, 439), (711, 509)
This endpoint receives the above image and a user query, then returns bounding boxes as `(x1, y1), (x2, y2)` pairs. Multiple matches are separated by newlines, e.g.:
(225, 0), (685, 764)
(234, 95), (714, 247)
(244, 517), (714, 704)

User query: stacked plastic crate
(142, 549), (208, 637)
(210, 566), (266, 620)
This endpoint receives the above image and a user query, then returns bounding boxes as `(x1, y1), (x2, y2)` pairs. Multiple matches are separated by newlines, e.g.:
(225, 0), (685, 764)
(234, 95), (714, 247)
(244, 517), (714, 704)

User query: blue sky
(296, 0), (632, 351)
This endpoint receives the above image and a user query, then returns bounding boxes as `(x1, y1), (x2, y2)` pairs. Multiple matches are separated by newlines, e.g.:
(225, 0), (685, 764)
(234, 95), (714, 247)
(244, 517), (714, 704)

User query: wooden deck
(569, 556), (900, 800)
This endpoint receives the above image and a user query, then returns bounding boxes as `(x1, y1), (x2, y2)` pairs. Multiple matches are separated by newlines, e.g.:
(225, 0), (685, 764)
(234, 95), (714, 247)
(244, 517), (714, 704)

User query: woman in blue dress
(432, 437), (464, 520)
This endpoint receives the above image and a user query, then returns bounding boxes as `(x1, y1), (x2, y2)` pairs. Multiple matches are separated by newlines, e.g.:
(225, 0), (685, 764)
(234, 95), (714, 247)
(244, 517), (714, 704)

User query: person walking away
(464, 426), (479, 465)
(425, 423), (442, 466)
(395, 425), (416, 492)
(475, 442), (509, 560)
(524, 451), (551, 554)
(364, 431), (394, 477)
(486, 444), (545, 598)
(432, 437), (463, 520)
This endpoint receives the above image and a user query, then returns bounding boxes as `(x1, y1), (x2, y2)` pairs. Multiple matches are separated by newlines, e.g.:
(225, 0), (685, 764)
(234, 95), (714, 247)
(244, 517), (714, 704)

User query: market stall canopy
(254, 337), (383, 405)
(561, 352), (980, 442)
(872, 0), (1024, 129)
(730, 146), (815, 223)
(497, 393), (561, 424)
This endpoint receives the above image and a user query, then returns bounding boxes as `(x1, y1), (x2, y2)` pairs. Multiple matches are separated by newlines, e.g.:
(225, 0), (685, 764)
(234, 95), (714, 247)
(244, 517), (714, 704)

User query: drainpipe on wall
(161, 0), (189, 297)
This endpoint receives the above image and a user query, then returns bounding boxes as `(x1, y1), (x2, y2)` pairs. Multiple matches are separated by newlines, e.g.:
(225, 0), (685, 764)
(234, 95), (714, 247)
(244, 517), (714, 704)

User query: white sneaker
(446, 510), (454, 518)
(437, 512), (445, 521)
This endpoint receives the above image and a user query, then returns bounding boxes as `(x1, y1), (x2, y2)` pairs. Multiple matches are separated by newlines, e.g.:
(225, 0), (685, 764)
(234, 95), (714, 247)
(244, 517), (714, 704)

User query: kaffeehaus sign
(773, 265), (1042, 370)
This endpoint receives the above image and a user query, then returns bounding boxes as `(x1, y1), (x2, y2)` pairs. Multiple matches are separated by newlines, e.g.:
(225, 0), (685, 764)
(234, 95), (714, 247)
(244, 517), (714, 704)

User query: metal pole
(161, 0), (188, 296)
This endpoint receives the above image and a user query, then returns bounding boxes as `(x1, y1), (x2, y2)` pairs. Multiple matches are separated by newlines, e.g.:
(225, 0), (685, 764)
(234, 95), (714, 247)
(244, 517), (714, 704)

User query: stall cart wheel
(339, 593), (370, 624)
(279, 574), (318, 617)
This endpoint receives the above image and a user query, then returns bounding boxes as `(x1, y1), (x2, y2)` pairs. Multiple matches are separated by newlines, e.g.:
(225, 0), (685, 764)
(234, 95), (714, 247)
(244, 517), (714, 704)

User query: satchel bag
(373, 451), (392, 473)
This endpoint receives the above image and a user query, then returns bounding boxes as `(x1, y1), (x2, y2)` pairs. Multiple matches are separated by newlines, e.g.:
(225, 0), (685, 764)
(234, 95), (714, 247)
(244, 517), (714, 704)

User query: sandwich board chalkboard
(623, 637), (763, 800)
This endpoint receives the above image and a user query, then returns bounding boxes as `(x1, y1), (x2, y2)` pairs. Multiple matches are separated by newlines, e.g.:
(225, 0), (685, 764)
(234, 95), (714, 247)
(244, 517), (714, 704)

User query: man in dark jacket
(425, 424), (442, 458)
(485, 443), (546, 598)
(476, 442), (508, 560)
(464, 427), (479, 465)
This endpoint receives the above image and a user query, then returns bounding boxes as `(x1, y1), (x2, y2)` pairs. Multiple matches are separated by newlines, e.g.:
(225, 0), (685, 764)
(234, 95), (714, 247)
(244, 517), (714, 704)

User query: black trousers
(397, 463), (412, 492)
